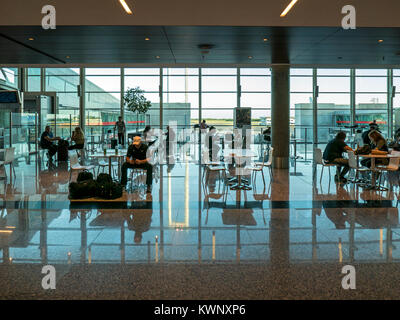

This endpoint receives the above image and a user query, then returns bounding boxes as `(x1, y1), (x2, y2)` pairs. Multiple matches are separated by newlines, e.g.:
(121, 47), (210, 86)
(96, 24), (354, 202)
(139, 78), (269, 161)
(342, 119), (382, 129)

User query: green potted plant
(123, 87), (152, 131)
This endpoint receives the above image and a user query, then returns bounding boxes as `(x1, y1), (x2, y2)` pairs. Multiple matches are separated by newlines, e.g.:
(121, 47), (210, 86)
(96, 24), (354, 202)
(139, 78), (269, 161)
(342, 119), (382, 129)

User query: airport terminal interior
(2, 0), (400, 300)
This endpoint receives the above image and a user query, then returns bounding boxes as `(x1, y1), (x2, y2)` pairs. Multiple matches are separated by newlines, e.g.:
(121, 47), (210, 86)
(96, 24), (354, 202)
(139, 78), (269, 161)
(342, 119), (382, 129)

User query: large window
(201, 68), (237, 132)
(355, 69), (388, 136)
(124, 68), (160, 132)
(317, 69), (351, 150)
(45, 68), (80, 137)
(4, 66), (398, 154)
(85, 68), (121, 139)
(291, 68), (313, 159)
(240, 68), (271, 136)
(393, 70), (400, 134)
(0, 67), (18, 88)
(27, 68), (40, 91)
(162, 68), (199, 147)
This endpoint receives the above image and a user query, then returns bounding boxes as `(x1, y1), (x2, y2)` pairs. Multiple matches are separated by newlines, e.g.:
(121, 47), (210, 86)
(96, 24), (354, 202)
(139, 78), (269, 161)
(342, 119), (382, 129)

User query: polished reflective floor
(1, 146), (400, 299)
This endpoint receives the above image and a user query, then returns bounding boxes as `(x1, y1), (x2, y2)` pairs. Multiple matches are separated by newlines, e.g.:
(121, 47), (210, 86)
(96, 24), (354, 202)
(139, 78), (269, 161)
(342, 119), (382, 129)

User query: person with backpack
(120, 136), (153, 193)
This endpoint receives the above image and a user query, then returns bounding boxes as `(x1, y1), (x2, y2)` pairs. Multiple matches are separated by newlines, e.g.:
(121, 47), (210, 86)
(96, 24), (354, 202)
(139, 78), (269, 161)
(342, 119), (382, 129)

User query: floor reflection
(0, 150), (400, 265)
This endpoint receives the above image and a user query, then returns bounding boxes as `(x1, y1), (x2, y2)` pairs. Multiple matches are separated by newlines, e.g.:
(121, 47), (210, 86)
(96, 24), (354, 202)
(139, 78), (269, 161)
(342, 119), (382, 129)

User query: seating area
(4, 0), (400, 301)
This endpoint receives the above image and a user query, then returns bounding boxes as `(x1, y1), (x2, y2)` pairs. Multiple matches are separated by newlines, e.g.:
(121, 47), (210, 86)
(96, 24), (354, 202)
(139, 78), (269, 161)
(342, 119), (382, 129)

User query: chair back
(4, 148), (15, 164)
(347, 150), (358, 169)
(265, 147), (274, 166)
(202, 149), (212, 165)
(69, 152), (79, 168)
(314, 148), (323, 165)
(388, 151), (400, 170)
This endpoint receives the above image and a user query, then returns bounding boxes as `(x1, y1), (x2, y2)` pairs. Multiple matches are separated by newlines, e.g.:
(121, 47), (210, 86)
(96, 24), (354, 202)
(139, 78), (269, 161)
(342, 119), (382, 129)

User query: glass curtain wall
(45, 68), (80, 138)
(201, 68), (237, 134)
(4, 66), (397, 153)
(291, 68), (313, 159)
(317, 69), (351, 150)
(162, 67), (199, 133)
(393, 70), (400, 134)
(85, 68), (121, 146)
(240, 68), (271, 142)
(0, 67), (19, 89)
(124, 68), (160, 134)
(355, 69), (388, 136)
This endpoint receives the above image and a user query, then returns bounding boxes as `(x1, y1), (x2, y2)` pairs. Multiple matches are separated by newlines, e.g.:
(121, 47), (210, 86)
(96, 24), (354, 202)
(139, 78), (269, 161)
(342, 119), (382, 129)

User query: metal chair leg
(261, 169), (265, 187)
(320, 166), (324, 184)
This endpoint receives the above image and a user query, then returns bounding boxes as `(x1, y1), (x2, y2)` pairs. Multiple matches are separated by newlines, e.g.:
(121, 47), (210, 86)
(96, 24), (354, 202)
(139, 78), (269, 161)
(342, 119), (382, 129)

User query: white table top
(89, 152), (125, 158)
(358, 153), (400, 158)
(223, 149), (257, 157)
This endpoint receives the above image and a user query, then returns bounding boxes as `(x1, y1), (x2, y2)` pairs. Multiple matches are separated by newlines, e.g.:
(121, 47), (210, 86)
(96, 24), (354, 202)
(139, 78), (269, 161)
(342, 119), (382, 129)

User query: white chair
(347, 150), (371, 184)
(375, 151), (400, 190)
(247, 150), (267, 187)
(69, 152), (95, 182)
(0, 148), (16, 180)
(97, 159), (119, 178)
(314, 148), (337, 184)
(128, 167), (147, 191)
(201, 149), (225, 183)
(254, 147), (274, 181)
(202, 149), (221, 166)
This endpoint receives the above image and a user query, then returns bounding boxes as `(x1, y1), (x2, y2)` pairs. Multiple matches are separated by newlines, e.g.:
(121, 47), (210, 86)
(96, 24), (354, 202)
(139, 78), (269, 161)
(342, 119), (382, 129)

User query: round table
(223, 149), (257, 190)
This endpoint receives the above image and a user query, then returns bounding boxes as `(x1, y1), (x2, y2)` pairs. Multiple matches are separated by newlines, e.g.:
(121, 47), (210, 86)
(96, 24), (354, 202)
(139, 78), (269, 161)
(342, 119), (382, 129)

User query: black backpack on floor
(97, 173), (113, 185)
(96, 173), (123, 199)
(77, 170), (94, 182)
(97, 181), (123, 200)
(69, 179), (98, 199)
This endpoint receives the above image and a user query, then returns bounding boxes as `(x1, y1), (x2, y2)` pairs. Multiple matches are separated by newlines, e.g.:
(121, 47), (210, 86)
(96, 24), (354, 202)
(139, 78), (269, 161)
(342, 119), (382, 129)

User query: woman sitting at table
(360, 130), (388, 168)
(68, 126), (85, 150)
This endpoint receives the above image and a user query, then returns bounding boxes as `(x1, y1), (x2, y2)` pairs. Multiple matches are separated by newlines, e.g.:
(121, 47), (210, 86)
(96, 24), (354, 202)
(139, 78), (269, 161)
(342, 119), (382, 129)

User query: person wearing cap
(120, 136), (153, 193)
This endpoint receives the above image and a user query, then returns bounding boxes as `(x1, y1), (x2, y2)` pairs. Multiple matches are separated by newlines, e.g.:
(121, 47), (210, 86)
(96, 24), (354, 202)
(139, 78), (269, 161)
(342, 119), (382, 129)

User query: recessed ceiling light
(280, 0), (299, 17)
(248, 56), (253, 59)
(378, 39), (384, 43)
(263, 38), (268, 42)
(119, 0), (133, 15)
(28, 37), (34, 41)
(66, 56), (70, 59)
(155, 56), (160, 59)
(145, 37), (150, 41)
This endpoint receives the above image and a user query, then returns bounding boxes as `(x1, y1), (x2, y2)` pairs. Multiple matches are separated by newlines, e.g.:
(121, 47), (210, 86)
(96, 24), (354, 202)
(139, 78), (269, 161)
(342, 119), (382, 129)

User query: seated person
(362, 121), (380, 147)
(263, 127), (272, 143)
(360, 130), (389, 168)
(323, 131), (353, 183)
(68, 126), (85, 150)
(40, 126), (60, 161)
(121, 136), (153, 193)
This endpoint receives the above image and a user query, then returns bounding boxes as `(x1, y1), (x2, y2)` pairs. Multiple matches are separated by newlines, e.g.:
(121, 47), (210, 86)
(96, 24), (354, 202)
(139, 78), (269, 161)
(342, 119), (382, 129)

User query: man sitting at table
(323, 131), (353, 183)
(121, 136), (153, 193)
(40, 125), (61, 162)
